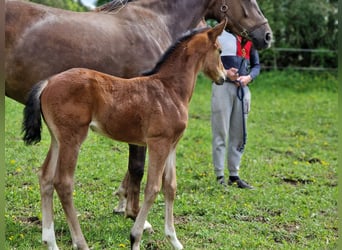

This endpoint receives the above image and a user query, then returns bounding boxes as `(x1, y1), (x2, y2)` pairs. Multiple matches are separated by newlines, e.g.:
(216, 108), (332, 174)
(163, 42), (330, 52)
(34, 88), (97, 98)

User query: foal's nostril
(216, 76), (225, 85)
(264, 32), (272, 44)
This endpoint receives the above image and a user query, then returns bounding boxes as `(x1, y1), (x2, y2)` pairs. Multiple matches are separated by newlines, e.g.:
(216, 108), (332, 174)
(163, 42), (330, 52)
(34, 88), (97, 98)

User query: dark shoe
(216, 176), (227, 187)
(228, 178), (254, 189)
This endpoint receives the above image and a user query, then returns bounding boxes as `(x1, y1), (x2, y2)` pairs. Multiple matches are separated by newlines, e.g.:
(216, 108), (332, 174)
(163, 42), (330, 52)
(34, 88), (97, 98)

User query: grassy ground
(5, 70), (337, 249)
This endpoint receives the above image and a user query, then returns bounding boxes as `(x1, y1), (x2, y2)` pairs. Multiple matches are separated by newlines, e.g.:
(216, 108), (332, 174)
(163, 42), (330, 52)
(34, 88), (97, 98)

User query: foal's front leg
(130, 142), (169, 250)
(162, 149), (183, 249)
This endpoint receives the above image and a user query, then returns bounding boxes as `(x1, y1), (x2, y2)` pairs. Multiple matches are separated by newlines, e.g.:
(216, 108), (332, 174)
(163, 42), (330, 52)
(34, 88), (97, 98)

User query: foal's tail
(22, 80), (48, 145)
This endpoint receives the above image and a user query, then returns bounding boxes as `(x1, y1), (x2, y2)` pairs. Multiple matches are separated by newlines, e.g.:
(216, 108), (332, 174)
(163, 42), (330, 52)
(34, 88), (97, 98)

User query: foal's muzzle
(214, 75), (226, 85)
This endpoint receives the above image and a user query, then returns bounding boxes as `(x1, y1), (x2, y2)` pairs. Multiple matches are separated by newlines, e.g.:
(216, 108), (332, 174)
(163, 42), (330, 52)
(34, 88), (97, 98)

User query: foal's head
(195, 20), (227, 85)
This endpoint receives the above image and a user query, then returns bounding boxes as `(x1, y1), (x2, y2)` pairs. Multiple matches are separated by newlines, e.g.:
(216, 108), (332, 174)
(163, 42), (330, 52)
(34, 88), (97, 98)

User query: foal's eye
(218, 48), (222, 54)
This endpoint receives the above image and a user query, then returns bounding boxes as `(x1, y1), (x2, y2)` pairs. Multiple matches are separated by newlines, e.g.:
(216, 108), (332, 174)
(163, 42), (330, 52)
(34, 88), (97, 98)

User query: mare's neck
(136, 0), (211, 42)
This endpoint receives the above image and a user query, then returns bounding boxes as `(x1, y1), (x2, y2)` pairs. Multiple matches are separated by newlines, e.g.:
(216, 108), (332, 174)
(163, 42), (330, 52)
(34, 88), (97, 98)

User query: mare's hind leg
(162, 149), (183, 249)
(39, 137), (60, 250)
(53, 126), (89, 250)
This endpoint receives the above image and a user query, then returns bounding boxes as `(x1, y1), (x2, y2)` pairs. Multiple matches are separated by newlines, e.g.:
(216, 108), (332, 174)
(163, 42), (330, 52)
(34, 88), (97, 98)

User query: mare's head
(190, 20), (227, 85)
(206, 0), (272, 50)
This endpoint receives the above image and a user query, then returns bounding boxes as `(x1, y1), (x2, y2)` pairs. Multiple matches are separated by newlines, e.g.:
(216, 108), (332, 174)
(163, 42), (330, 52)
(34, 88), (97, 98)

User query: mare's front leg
(162, 149), (183, 249)
(125, 144), (146, 219)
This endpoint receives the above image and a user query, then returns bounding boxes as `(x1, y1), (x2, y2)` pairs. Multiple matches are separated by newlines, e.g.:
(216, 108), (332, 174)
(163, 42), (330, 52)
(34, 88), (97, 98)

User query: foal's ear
(208, 18), (227, 42)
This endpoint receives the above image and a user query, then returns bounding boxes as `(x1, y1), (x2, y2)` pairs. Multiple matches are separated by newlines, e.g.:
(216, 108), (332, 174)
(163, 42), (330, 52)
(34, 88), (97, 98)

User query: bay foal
(22, 21), (227, 249)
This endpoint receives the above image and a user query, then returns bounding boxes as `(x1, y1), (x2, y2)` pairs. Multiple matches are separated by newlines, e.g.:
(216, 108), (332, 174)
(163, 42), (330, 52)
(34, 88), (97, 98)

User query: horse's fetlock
(130, 233), (136, 247)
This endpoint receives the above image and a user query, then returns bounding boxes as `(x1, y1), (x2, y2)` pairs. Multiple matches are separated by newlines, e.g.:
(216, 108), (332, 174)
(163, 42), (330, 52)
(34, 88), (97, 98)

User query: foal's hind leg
(53, 127), (89, 250)
(162, 149), (183, 249)
(39, 137), (60, 250)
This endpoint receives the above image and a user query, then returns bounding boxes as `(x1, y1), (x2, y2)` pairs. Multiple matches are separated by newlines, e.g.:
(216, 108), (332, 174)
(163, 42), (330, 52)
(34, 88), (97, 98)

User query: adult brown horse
(22, 20), (227, 250)
(6, 0), (272, 224)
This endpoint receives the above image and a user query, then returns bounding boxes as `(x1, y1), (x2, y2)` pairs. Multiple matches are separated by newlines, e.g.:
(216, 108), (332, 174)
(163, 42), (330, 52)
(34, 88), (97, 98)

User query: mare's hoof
(113, 208), (125, 214)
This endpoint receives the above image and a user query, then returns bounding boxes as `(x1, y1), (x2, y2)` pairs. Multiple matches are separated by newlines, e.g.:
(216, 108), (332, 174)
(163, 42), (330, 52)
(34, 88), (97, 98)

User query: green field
(5, 70), (338, 249)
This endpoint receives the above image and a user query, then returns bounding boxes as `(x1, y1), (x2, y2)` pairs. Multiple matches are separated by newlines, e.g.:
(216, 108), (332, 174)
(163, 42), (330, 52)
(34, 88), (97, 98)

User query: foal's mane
(94, 0), (135, 12)
(142, 27), (211, 76)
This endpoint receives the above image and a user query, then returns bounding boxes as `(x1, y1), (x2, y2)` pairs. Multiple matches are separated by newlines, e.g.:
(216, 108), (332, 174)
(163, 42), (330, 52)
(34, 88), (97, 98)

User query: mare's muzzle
(250, 23), (273, 50)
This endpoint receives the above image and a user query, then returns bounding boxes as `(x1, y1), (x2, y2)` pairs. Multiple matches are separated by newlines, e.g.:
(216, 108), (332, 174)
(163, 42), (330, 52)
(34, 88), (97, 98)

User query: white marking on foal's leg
(42, 222), (59, 250)
(164, 149), (183, 249)
(143, 220), (153, 233)
(40, 140), (59, 250)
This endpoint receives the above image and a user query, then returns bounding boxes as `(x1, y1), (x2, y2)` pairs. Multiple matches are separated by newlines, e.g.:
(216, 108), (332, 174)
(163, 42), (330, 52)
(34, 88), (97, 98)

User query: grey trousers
(211, 82), (251, 177)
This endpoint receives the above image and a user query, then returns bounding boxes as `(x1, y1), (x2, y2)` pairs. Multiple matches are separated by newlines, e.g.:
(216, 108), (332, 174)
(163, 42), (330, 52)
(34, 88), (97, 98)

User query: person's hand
(226, 67), (239, 82)
(236, 75), (252, 87)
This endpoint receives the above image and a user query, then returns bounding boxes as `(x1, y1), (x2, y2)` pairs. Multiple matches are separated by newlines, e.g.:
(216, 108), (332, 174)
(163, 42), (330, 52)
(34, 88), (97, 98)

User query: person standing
(211, 29), (260, 189)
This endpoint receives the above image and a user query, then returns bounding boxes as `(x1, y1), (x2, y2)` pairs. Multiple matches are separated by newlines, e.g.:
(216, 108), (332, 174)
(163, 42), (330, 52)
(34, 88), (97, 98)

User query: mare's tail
(22, 80), (48, 145)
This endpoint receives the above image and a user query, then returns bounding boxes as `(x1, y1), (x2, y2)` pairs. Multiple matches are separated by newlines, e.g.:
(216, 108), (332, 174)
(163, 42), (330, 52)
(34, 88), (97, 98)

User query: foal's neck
(157, 48), (204, 103)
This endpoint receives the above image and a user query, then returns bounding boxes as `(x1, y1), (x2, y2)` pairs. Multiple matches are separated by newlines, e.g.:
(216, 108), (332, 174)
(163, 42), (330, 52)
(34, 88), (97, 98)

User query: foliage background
(257, 0), (338, 69)
(29, 0), (88, 11)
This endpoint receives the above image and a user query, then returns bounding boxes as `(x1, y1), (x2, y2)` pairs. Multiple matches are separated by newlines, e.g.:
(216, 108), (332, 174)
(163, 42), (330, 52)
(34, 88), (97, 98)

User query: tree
(95, 0), (110, 7)
(257, 0), (338, 69)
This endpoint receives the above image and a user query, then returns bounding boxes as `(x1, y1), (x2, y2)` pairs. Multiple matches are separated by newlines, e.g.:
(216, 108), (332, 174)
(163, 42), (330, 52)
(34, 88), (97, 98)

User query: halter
(220, 0), (268, 40)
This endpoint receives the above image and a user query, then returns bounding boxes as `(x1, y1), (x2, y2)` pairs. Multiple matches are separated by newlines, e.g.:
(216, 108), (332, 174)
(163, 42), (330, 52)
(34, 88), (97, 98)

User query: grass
(5, 70), (338, 249)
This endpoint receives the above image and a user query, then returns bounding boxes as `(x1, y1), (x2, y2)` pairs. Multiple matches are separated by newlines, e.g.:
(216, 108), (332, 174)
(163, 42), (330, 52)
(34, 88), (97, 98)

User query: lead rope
(236, 80), (247, 152)
(235, 58), (247, 152)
